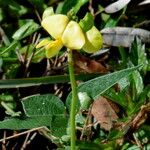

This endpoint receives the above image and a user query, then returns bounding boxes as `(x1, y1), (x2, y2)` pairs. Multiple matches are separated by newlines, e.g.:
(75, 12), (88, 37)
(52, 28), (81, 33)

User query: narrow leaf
(105, 0), (131, 13)
(77, 66), (140, 99)
(0, 73), (99, 89)
(12, 21), (40, 40)
(66, 66), (140, 110)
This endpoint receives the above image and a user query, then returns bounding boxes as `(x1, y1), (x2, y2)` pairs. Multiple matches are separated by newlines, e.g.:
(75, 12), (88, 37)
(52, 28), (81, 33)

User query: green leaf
(130, 37), (148, 74)
(0, 41), (18, 56)
(12, 21), (40, 40)
(51, 115), (68, 137)
(0, 73), (99, 89)
(0, 0), (28, 17)
(0, 116), (52, 130)
(61, 0), (88, 14)
(130, 70), (144, 97)
(66, 66), (140, 110)
(79, 13), (94, 32)
(0, 94), (67, 133)
(22, 94), (65, 116)
(0, 8), (4, 22)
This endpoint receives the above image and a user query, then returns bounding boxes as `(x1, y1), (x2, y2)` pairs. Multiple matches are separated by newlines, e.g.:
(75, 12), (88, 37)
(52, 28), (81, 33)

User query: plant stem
(68, 49), (78, 150)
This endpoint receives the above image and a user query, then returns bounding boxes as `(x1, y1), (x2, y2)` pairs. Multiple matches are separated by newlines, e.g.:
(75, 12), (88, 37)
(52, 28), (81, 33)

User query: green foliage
(61, 0), (88, 14)
(12, 21), (40, 40)
(0, 94), (68, 137)
(79, 13), (94, 32)
(0, 0), (150, 149)
(0, 73), (98, 88)
(66, 66), (140, 111)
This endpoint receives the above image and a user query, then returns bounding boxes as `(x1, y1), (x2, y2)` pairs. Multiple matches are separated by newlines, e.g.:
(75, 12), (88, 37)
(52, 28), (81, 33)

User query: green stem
(68, 49), (78, 150)
(1, 101), (15, 114)
(119, 47), (126, 64)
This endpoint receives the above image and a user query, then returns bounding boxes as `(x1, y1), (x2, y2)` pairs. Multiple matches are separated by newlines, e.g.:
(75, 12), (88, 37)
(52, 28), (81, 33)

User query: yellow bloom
(62, 21), (85, 50)
(36, 11), (103, 58)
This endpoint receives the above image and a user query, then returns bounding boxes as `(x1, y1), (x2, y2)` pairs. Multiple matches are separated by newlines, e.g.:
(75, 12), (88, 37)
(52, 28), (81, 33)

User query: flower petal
(41, 14), (69, 39)
(45, 39), (63, 58)
(62, 21), (85, 50)
(42, 7), (54, 19)
(36, 39), (51, 48)
(83, 26), (103, 53)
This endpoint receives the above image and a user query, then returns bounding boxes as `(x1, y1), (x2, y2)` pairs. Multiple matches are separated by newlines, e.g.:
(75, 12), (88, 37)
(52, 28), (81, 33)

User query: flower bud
(83, 26), (103, 53)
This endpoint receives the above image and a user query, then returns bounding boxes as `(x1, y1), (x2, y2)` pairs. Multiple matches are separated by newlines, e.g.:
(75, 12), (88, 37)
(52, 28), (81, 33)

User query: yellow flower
(36, 11), (103, 58)
(37, 14), (85, 58)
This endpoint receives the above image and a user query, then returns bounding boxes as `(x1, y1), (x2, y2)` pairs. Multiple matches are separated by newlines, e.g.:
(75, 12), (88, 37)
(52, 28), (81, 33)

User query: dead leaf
(105, 0), (131, 14)
(101, 27), (150, 47)
(73, 51), (107, 74)
(114, 102), (150, 134)
(131, 102), (150, 130)
(91, 97), (118, 131)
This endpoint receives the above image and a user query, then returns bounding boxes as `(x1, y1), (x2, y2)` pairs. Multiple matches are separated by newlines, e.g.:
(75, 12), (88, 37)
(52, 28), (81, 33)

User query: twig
(2, 131), (6, 150)
(0, 126), (44, 142)
(88, 0), (94, 16)
(35, 9), (42, 23)
(133, 133), (143, 149)
(0, 26), (10, 46)
(25, 132), (37, 146)
(15, 48), (25, 64)
(24, 33), (41, 77)
(21, 132), (30, 150)
(80, 106), (93, 140)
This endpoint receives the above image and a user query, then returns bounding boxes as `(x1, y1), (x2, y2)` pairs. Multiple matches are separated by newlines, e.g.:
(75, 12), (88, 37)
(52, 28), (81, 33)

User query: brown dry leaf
(113, 102), (150, 134)
(131, 102), (150, 130)
(73, 51), (107, 74)
(91, 97), (118, 131)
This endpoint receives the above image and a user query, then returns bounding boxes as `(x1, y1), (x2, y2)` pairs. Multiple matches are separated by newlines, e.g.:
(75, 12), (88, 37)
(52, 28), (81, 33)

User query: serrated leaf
(130, 70), (144, 96)
(101, 27), (150, 47)
(66, 66), (140, 110)
(130, 37), (148, 74)
(12, 21), (40, 40)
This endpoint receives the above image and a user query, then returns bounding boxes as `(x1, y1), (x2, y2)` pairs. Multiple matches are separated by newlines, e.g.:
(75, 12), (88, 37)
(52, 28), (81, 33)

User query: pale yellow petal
(41, 14), (69, 39)
(45, 39), (63, 58)
(42, 7), (54, 19)
(36, 39), (51, 48)
(83, 26), (103, 53)
(62, 21), (85, 50)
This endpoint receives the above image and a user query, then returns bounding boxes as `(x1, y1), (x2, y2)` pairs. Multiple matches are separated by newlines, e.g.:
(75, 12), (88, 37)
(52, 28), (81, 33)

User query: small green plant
(36, 8), (103, 149)
(0, 1), (149, 149)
